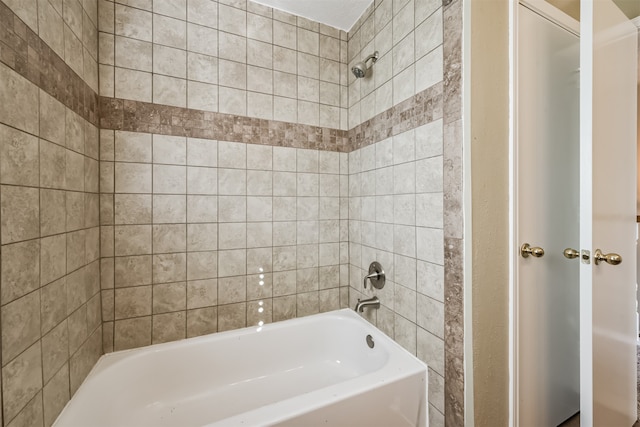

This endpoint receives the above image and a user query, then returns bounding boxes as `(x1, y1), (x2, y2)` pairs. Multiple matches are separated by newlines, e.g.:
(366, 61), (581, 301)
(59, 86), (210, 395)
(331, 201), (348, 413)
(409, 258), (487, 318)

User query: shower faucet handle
(363, 261), (385, 290)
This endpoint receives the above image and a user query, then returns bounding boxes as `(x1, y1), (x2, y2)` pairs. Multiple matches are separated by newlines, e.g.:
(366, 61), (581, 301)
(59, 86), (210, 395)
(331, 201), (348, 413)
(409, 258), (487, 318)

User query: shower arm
(363, 52), (379, 66)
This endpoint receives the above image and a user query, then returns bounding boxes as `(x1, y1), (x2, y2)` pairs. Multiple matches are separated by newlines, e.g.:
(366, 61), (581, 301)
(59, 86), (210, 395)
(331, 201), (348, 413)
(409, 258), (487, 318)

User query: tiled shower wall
(97, 0), (352, 350)
(348, 121), (446, 425)
(100, 132), (350, 350)
(0, 0), (465, 426)
(0, 0), (102, 425)
(346, 0), (463, 426)
(97, 0), (349, 128)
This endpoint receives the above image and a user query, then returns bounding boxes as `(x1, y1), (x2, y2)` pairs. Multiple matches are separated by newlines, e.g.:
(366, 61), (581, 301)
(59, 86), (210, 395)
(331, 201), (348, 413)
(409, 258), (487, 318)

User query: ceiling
(546, 0), (640, 20)
(249, 0), (373, 31)
(251, 0), (640, 32)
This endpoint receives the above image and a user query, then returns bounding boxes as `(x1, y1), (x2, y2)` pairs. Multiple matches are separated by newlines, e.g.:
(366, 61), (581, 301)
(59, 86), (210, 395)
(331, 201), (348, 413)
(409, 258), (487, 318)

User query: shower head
(351, 51), (379, 79)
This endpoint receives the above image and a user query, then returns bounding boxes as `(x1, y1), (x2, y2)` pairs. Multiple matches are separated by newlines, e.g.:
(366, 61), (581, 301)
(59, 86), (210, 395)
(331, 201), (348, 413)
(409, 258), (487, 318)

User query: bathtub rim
(55, 308), (429, 427)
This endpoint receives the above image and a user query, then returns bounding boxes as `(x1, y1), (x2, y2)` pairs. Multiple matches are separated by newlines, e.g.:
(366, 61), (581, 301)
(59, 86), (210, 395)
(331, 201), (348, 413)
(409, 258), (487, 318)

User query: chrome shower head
(351, 51), (379, 79)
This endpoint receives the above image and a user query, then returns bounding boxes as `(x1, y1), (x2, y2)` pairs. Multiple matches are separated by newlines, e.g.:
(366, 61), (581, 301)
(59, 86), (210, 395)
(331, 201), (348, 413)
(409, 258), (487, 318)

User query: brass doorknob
(521, 243), (544, 258)
(593, 249), (622, 266)
(563, 248), (579, 259)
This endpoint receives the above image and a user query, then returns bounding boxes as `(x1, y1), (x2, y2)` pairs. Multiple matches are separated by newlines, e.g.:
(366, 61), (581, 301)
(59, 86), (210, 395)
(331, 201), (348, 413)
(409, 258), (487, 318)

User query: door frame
(509, 1), (580, 425)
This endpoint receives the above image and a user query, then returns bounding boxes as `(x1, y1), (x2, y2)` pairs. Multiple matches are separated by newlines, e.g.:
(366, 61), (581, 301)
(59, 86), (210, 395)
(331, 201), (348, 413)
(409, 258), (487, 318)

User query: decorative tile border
(348, 83), (444, 151)
(442, 0), (465, 426)
(99, 79), (442, 154)
(0, 1), (99, 126)
(99, 80), (443, 154)
(99, 97), (351, 152)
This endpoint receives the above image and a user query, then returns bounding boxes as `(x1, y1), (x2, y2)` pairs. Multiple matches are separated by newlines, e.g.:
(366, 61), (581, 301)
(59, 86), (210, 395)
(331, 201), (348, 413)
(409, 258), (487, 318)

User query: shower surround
(0, 0), (463, 426)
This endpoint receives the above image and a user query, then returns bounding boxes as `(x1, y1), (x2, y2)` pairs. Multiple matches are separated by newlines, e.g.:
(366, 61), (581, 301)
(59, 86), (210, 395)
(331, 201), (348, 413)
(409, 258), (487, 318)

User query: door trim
(510, 2), (580, 426)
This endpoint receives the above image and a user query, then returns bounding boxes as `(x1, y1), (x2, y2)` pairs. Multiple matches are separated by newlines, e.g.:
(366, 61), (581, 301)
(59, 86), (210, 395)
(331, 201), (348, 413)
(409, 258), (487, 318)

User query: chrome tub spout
(355, 296), (380, 313)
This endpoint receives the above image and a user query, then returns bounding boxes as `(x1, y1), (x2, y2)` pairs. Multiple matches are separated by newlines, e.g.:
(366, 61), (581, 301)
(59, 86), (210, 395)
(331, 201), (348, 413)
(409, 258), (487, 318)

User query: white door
(580, 0), (638, 425)
(516, 3), (581, 426)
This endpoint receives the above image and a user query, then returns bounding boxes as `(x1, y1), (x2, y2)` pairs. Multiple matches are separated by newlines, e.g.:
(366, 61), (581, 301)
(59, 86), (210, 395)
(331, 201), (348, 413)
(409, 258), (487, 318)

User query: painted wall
(470, 0), (510, 425)
(0, 1), (102, 425)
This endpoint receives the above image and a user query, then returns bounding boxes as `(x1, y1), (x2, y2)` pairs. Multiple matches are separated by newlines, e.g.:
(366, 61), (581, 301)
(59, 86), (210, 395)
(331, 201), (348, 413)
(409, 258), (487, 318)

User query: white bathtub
(54, 309), (428, 427)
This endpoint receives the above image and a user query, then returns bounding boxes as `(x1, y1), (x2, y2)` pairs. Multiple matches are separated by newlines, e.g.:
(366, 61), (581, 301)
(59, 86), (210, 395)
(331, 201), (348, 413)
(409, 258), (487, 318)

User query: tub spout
(355, 296), (380, 313)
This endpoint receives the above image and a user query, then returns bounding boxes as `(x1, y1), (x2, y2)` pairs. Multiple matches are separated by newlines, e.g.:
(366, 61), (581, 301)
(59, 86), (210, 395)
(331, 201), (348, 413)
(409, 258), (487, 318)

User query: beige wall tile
(186, 279), (217, 309)
(154, 0), (186, 19)
(218, 4), (245, 36)
(1, 240), (40, 305)
(66, 267), (87, 315)
(186, 195), (217, 223)
(43, 363), (70, 427)
(64, 217), (84, 259)
(65, 150), (85, 191)
(41, 321), (69, 383)
(273, 21), (296, 50)
(186, 251), (218, 280)
(115, 4), (152, 41)
(153, 135), (186, 165)
(115, 162), (152, 193)
(273, 295), (295, 321)
(115, 67), (152, 102)
(153, 14), (186, 49)
(152, 312), (185, 343)
(41, 278), (68, 335)
(39, 92), (66, 146)
(114, 131), (152, 163)
(218, 276), (246, 305)
(5, 391), (43, 427)
(186, 306), (217, 337)
(153, 195), (186, 223)
(217, 302), (246, 331)
(152, 253), (187, 283)
(114, 255), (152, 287)
(115, 286), (152, 319)
(65, 110), (85, 154)
(4, 0), (38, 31)
(2, 342), (43, 422)
(100, 162), (114, 192)
(247, 198), (271, 224)
(153, 75), (187, 108)
(114, 316), (151, 350)
(187, 81), (218, 111)
(217, 168), (245, 195)
(153, 164), (186, 193)
(0, 65), (39, 136)
(218, 87), (246, 115)
(114, 225), (152, 256)
(66, 191), (85, 231)
(99, 65), (115, 96)
(114, 194), (152, 224)
(188, 52), (218, 84)
(115, 36), (152, 71)
(153, 224), (186, 253)
(1, 186), (40, 244)
(153, 282), (186, 313)
(41, 234), (66, 285)
(187, 0), (218, 28)
(69, 328), (101, 394)
(218, 59), (246, 90)
(186, 167), (216, 195)
(187, 223), (217, 251)
(186, 138), (217, 167)
(187, 23), (217, 57)
(1, 291), (41, 365)
(0, 125), (39, 187)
